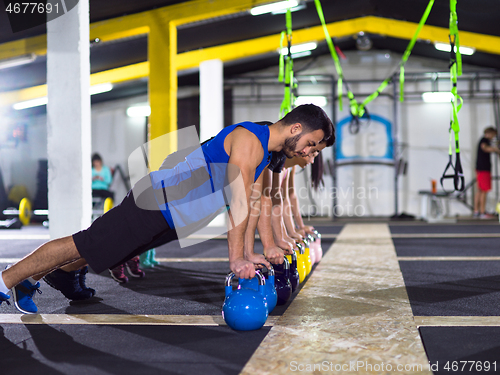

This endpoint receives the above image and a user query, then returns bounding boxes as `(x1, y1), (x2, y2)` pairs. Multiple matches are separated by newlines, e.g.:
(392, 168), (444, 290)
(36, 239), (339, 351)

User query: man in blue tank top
(0, 104), (333, 309)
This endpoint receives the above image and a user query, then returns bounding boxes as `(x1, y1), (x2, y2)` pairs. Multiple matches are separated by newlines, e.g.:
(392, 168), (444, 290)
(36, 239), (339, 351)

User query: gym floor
(1, 220), (500, 375)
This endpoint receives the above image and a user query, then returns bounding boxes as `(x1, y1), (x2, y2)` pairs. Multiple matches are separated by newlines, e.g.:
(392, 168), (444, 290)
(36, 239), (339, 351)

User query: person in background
(92, 153), (114, 200)
(474, 126), (500, 219)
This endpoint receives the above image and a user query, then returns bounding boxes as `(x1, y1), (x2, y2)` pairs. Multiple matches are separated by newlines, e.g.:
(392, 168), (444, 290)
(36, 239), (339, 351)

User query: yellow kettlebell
(303, 238), (312, 276)
(295, 242), (307, 283)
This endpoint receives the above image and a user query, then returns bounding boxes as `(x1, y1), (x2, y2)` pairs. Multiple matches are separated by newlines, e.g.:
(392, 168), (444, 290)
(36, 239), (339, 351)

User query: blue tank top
(150, 122), (271, 229)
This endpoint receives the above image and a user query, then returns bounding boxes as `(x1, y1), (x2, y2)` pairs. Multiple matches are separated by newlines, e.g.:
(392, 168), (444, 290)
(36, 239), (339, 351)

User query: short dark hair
(91, 153), (102, 163)
(484, 126), (497, 135)
(281, 104), (335, 146)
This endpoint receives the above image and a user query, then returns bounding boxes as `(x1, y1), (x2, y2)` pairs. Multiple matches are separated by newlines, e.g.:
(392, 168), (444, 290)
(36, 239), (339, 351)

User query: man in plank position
(0, 104), (333, 309)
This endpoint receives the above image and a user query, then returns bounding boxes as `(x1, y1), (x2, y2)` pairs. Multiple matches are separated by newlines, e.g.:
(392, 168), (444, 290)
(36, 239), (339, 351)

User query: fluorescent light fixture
(250, 0), (299, 16)
(422, 92), (454, 103)
(13, 82), (114, 110)
(271, 3), (306, 14)
(295, 96), (328, 107)
(90, 82), (113, 95)
(126, 104), (151, 117)
(0, 53), (36, 70)
(280, 42), (317, 55)
(434, 42), (476, 56)
(13, 97), (48, 110)
(290, 51), (312, 59)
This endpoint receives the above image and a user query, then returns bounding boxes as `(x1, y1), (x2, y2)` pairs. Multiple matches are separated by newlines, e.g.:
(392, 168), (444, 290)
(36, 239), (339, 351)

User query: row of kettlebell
(222, 230), (322, 331)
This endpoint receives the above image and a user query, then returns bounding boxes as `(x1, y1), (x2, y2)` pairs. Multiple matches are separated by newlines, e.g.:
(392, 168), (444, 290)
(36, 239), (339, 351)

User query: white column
(46, 0), (91, 239)
(200, 59), (225, 227)
(200, 59), (224, 142)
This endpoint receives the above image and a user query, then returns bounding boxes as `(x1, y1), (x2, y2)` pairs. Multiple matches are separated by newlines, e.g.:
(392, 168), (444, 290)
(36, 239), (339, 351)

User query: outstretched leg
(2, 236), (82, 290)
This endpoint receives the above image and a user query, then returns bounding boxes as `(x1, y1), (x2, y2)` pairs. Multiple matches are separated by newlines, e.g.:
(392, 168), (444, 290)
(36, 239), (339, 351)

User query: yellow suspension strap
(440, 0), (464, 192)
(279, 6), (296, 117)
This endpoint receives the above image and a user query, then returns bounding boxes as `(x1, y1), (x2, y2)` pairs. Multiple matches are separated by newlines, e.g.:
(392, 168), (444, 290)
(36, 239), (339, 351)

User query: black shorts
(73, 189), (177, 274)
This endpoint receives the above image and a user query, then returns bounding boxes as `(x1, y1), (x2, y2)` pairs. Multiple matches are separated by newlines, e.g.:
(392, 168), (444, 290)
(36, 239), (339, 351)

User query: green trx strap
(279, 7), (296, 117)
(314, 0), (345, 111)
(399, 0), (435, 101)
(440, 0), (464, 192)
(449, 0), (462, 76)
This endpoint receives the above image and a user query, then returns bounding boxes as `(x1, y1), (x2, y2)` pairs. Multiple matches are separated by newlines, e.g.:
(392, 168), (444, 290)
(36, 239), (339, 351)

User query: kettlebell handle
(296, 242), (304, 254)
(282, 257), (290, 270)
(258, 263), (274, 276)
(312, 229), (321, 239)
(225, 270), (265, 286)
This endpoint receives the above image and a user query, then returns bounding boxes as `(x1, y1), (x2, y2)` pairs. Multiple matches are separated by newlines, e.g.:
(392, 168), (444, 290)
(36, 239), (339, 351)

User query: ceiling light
(0, 53), (36, 70)
(280, 42), (317, 55)
(250, 0), (299, 16)
(422, 92), (454, 103)
(290, 51), (312, 59)
(13, 83), (114, 110)
(295, 96), (328, 107)
(126, 104), (151, 117)
(271, 3), (306, 14)
(13, 97), (48, 110)
(90, 82), (113, 95)
(434, 42), (476, 56)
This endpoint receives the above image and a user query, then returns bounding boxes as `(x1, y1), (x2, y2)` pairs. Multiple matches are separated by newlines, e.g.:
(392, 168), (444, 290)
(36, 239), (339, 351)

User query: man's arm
(255, 169), (286, 264)
(288, 166), (314, 236)
(243, 172), (275, 265)
(226, 128), (270, 279)
(282, 170), (303, 241)
(481, 142), (500, 154)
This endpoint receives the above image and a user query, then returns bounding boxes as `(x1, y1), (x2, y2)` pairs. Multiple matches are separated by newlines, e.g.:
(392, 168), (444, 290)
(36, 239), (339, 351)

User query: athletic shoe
(0, 291), (10, 306)
(11, 280), (41, 314)
(148, 249), (160, 266)
(139, 252), (154, 268)
(44, 269), (94, 301)
(79, 266), (96, 297)
(480, 213), (495, 220)
(125, 257), (145, 278)
(109, 264), (128, 283)
(473, 211), (480, 218)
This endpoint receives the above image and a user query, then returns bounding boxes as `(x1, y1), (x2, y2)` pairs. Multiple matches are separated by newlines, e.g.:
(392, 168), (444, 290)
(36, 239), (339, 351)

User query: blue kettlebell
(273, 257), (292, 305)
(239, 264), (277, 313)
(222, 271), (268, 331)
(285, 251), (300, 292)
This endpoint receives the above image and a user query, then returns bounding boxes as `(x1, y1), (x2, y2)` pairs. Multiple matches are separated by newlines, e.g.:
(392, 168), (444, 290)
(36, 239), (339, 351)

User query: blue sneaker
(0, 291), (10, 306)
(11, 280), (41, 314)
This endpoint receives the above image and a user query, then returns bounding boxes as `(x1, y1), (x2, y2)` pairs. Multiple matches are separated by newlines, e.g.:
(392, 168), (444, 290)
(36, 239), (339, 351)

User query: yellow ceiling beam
(0, 0), (272, 61)
(0, 34), (47, 61)
(0, 62), (149, 106)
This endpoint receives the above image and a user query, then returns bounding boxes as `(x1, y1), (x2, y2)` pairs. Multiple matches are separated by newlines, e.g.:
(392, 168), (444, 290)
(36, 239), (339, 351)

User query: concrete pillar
(200, 59), (224, 142)
(46, 0), (92, 238)
(200, 59), (225, 227)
